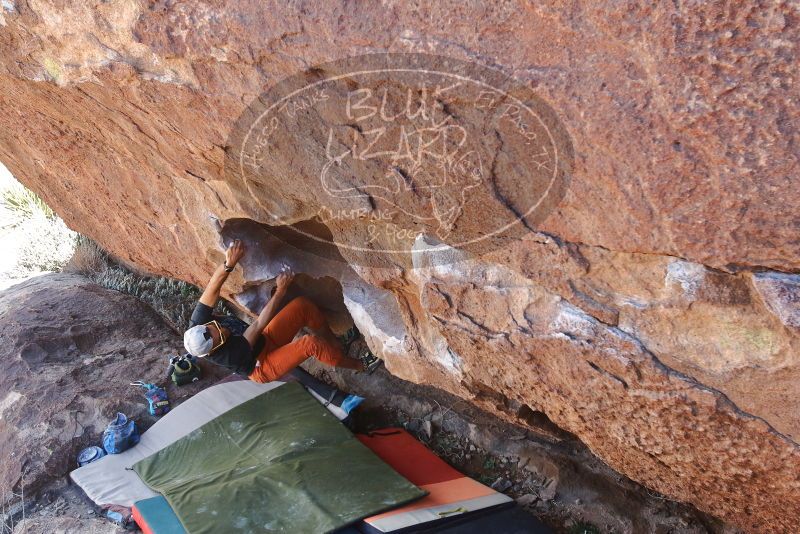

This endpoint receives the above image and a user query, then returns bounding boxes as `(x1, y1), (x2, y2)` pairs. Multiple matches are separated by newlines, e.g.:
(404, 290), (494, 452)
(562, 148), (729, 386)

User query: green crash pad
(133, 382), (426, 533)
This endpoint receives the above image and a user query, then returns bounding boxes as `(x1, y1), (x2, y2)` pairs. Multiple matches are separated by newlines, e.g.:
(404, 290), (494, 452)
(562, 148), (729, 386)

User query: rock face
(0, 2), (798, 531)
(0, 273), (198, 505)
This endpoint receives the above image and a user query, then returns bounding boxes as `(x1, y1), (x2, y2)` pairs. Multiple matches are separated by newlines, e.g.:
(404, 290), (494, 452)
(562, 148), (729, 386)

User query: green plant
(0, 184), (55, 230)
(0, 182), (76, 278)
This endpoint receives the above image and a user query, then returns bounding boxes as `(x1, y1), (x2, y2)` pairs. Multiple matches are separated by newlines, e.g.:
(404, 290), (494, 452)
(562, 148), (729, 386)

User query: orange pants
(248, 296), (361, 383)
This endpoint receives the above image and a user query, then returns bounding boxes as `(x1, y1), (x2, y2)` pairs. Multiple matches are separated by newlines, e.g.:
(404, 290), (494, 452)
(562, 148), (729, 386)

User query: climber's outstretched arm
(198, 239), (245, 307)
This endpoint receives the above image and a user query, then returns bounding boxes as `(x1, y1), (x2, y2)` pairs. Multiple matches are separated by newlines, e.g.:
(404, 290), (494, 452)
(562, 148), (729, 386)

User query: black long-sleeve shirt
(189, 302), (265, 375)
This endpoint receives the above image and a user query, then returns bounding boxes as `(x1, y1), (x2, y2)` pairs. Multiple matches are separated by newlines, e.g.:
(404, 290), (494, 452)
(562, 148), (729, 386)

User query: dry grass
(64, 235), (107, 275)
(66, 235), (235, 332)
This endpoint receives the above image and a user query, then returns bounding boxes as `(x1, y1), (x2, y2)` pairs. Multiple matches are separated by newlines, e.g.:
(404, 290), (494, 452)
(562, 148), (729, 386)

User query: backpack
(167, 354), (202, 386)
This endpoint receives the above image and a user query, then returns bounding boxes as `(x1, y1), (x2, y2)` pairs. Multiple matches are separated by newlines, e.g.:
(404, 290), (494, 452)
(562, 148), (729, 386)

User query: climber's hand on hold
(244, 268), (294, 346)
(225, 239), (245, 267)
(275, 269), (294, 294)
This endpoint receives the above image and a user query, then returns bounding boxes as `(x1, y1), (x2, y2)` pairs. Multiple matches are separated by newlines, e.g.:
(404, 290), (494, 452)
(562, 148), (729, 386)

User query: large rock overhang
(0, 2), (797, 531)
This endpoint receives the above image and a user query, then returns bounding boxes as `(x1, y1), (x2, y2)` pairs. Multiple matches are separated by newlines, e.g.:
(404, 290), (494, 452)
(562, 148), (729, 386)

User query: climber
(182, 239), (382, 382)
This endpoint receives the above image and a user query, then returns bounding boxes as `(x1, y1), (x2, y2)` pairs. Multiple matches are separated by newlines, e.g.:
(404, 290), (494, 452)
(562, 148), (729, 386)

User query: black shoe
(359, 347), (383, 375)
(340, 327), (383, 374)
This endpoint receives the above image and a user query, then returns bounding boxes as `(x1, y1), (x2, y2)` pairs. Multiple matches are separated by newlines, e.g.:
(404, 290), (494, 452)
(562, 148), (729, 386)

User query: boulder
(0, 2), (797, 531)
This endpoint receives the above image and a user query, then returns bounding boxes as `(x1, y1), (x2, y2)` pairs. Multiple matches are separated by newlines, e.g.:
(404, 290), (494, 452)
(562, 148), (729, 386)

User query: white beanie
(184, 325), (214, 357)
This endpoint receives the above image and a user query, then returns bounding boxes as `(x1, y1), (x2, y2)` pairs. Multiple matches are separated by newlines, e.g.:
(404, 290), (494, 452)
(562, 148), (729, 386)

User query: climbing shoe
(359, 347), (383, 375)
(340, 326), (383, 373)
